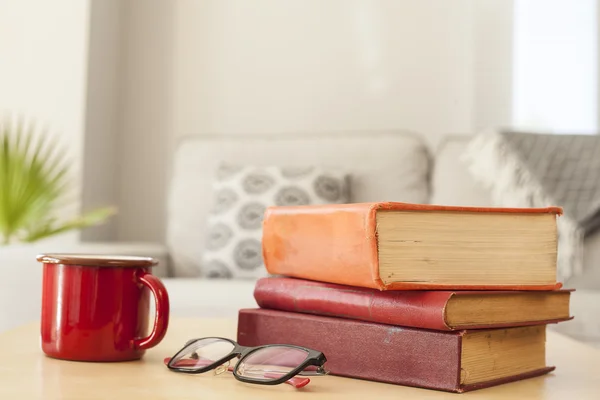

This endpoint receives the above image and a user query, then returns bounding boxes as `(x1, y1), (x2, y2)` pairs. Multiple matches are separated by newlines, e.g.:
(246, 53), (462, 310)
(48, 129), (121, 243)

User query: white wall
(473, 0), (514, 131)
(115, 0), (174, 242)
(513, 0), (598, 133)
(171, 0), (475, 142)
(0, 0), (91, 241)
(81, 0), (123, 241)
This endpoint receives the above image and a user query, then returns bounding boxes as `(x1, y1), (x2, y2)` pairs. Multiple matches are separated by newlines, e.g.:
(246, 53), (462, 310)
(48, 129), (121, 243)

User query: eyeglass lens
(235, 346), (309, 382)
(170, 338), (235, 371)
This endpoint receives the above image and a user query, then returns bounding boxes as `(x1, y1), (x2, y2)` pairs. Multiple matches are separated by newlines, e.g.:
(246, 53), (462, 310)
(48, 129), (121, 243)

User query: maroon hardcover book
(237, 308), (555, 393)
(254, 277), (573, 331)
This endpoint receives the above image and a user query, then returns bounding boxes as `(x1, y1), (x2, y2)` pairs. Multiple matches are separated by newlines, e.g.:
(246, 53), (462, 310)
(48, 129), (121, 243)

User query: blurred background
(1, 0), (598, 339)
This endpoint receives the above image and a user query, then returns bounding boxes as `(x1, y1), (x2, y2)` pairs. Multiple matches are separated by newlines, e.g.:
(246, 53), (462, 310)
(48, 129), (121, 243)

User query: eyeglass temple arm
(163, 357), (311, 389)
(297, 366), (329, 376)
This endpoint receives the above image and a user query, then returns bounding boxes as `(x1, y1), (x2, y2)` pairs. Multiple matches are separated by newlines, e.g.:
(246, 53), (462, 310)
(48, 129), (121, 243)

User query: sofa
(2, 131), (599, 342)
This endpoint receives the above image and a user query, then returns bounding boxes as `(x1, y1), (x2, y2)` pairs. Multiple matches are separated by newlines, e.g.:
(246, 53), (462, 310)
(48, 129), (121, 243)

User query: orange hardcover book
(262, 202), (563, 291)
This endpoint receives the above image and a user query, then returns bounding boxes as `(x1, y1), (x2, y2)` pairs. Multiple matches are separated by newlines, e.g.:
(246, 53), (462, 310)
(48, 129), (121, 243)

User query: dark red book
(254, 277), (572, 331)
(237, 308), (555, 393)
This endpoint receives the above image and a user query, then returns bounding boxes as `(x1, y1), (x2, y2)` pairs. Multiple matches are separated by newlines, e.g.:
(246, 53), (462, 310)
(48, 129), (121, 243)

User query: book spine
(237, 308), (462, 392)
(262, 203), (384, 290)
(254, 277), (453, 330)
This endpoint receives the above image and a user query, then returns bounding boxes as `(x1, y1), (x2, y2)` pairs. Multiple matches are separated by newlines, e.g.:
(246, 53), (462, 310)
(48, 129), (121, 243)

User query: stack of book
(236, 202), (573, 393)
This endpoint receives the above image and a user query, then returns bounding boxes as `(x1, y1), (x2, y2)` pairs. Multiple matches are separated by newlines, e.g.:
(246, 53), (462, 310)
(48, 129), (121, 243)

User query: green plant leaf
(22, 207), (117, 242)
(0, 117), (116, 245)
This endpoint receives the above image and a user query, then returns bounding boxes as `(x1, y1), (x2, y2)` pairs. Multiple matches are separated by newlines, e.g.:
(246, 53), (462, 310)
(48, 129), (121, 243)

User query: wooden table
(0, 318), (599, 399)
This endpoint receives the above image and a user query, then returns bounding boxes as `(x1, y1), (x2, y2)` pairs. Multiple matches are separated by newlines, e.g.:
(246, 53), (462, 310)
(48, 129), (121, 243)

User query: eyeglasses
(164, 337), (328, 388)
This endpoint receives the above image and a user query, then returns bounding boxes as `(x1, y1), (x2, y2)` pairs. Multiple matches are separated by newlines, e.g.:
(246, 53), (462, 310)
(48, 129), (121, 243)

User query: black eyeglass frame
(166, 336), (328, 386)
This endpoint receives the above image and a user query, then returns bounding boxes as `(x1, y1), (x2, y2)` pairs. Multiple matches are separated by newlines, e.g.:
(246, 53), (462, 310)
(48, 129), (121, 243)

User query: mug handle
(132, 271), (170, 350)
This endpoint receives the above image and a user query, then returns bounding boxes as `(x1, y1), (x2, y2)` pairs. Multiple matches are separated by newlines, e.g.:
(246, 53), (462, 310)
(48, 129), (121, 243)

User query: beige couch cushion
(166, 131), (430, 277)
(430, 135), (493, 206)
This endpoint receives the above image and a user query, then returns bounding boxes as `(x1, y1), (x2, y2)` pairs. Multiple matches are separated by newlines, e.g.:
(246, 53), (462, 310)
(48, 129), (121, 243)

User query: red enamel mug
(37, 254), (170, 362)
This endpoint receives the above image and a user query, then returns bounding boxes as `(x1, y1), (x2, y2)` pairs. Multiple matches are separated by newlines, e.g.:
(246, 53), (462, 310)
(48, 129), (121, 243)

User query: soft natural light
(513, 0), (598, 134)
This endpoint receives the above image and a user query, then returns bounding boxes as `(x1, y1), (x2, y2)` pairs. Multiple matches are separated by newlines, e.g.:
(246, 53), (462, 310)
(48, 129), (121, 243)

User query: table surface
(0, 318), (599, 399)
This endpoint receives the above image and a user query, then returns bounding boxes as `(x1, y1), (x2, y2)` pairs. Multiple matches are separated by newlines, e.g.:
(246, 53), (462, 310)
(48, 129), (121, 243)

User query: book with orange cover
(262, 202), (563, 291)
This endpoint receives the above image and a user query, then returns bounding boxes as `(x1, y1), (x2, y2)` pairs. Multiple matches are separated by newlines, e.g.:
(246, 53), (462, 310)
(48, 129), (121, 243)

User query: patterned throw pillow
(202, 164), (351, 279)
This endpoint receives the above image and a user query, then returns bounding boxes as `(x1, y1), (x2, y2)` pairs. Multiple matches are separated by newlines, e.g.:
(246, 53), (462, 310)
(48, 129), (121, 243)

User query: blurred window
(513, 0), (598, 134)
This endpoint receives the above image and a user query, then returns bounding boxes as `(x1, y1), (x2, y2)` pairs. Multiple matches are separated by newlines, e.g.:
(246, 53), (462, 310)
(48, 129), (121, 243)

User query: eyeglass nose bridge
(214, 360), (231, 376)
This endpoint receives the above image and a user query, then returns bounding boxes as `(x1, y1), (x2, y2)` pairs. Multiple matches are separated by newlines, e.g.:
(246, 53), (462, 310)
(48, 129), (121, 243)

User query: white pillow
(202, 164), (351, 279)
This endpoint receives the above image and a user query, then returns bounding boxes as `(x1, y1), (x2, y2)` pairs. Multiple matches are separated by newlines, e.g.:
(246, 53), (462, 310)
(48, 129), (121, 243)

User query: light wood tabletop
(0, 318), (599, 399)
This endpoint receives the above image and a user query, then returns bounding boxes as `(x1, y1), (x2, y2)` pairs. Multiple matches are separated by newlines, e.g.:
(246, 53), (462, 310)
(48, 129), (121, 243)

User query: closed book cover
(262, 202), (563, 291)
(237, 308), (555, 393)
(254, 277), (573, 331)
